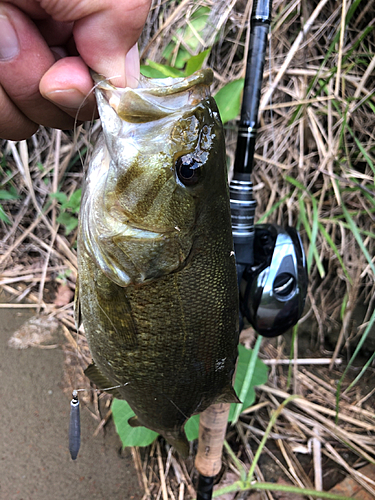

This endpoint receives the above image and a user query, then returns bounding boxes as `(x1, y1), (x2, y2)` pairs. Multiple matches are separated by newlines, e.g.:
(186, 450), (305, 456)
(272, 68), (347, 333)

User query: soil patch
(0, 306), (141, 500)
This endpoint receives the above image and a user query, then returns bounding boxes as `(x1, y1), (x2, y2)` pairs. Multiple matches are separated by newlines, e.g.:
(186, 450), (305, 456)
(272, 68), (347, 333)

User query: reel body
(239, 224), (308, 337)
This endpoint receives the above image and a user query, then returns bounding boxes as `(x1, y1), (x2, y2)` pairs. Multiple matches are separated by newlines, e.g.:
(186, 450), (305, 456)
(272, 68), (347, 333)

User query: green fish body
(76, 70), (239, 456)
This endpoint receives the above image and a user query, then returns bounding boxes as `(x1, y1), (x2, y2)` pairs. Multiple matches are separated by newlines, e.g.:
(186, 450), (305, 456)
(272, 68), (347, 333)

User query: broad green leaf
(214, 79), (244, 124)
(140, 65), (168, 78)
(142, 60), (184, 78)
(185, 49), (211, 76)
(112, 399), (158, 447)
(185, 414), (200, 441)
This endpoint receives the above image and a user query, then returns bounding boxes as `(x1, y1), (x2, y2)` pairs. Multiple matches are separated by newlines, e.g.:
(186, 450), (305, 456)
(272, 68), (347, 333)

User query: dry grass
(1, 0), (375, 498)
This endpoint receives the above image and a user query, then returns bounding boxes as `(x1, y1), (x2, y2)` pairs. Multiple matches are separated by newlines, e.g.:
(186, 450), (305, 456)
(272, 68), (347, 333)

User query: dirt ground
(0, 306), (142, 500)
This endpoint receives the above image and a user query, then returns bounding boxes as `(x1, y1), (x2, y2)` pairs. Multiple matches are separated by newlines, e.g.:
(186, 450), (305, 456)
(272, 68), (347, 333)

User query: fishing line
(73, 73), (122, 170)
(69, 72), (123, 461)
(75, 382), (130, 393)
(69, 333), (81, 460)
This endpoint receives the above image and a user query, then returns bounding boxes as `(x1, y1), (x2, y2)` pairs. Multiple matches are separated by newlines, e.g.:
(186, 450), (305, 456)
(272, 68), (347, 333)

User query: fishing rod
(195, 1), (273, 498)
(195, 0), (307, 497)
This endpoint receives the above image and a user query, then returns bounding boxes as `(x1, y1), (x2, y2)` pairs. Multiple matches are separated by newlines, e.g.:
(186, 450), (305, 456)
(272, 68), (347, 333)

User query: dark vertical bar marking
(69, 390), (81, 460)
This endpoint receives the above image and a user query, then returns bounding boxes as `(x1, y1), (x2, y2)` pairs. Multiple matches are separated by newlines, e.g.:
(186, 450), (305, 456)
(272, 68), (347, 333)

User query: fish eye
(175, 155), (201, 186)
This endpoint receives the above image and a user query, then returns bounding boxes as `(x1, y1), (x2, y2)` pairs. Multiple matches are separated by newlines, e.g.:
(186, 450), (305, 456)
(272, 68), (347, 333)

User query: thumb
(37, 0), (151, 87)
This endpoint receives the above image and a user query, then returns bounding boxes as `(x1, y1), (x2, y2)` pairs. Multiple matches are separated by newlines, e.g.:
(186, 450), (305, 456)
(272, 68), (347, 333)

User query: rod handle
(194, 403), (231, 477)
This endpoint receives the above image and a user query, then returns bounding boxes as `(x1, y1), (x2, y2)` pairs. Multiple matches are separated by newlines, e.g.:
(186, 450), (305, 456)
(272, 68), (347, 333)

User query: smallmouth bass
(76, 70), (239, 456)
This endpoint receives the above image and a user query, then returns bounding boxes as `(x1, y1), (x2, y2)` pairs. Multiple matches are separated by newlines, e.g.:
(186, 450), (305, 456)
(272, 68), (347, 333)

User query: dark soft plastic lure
(75, 70), (239, 457)
(69, 390), (80, 460)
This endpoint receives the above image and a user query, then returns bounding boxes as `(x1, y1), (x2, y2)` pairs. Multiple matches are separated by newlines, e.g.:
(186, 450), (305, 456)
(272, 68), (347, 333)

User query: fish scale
(76, 69), (239, 456)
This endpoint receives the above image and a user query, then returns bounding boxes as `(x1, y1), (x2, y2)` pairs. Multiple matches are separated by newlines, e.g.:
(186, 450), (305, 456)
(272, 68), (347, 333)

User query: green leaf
(185, 414), (200, 441)
(142, 60), (184, 78)
(214, 79), (244, 124)
(0, 204), (11, 224)
(140, 65), (168, 78)
(50, 191), (68, 204)
(185, 49), (211, 76)
(61, 188), (82, 212)
(161, 6), (211, 68)
(56, 212), (78, 235)
(112, 399), (159, 447)
(0, 188), (19, 200)
(162, 44), (191, 69)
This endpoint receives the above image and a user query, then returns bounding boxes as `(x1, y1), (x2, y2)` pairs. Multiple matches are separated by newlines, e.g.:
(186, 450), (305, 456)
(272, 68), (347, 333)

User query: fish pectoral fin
(163, 429), (190, 459)
(84, 363), (123, 398)
(213, 384), (241, 405)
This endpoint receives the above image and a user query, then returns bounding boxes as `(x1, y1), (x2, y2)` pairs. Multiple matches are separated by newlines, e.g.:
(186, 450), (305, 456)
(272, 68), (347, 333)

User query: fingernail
(125, 44), (140, 88)
(0, 14), (20, 61)
(44, 89), (87, 109)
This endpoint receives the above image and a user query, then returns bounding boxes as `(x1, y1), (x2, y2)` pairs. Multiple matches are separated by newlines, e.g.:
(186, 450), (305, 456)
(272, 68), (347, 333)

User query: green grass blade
(340, 188), (375, 276)
(340, 306), (375, 394)
(318, 222), (352, 284)
(0, 204), (10, 224)
(247, 395), (299, 482)
(287, 324), (298, 390)
(232, 335), (263, 424)
(345, 123), (375, 178)
(285, 176), (325, 277)
(257, 195), (290, 223)
(298, 197), (325, 277)
(212, 481), (354, 500)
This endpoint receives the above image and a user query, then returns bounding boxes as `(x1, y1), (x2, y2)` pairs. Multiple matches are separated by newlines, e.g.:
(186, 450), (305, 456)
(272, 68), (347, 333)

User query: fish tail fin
(163, 429), (190, 458)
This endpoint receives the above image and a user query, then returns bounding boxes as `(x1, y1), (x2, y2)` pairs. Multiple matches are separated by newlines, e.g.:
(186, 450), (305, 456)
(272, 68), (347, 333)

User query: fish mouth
(91, 69), (213, 123)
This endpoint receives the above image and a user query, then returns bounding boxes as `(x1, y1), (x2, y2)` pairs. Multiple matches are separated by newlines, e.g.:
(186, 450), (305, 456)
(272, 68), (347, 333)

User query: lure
(69, 390), (81, 460)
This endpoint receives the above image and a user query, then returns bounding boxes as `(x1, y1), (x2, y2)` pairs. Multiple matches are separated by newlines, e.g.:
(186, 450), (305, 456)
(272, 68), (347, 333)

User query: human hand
(0, 0), (151, 140)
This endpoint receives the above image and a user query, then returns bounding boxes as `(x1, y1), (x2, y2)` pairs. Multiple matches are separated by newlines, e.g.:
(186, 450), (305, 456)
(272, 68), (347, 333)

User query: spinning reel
(230, 0), (308, 338)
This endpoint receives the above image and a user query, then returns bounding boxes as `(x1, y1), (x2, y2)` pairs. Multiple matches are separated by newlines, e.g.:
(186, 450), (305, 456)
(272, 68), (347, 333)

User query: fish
(75, 69), (239, 457)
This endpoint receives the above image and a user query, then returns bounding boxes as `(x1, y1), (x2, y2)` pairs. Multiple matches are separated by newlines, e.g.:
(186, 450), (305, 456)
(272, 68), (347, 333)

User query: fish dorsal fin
(213, 384), (241, 405)
(84, 363), (123, 399)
